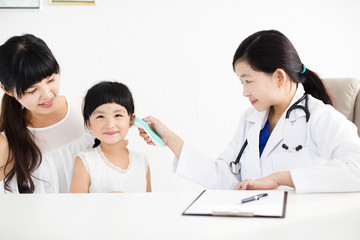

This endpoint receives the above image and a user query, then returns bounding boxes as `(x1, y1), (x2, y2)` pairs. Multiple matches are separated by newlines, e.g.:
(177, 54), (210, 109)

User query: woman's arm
(0, 135), (10, 181)
(69, 156), (90, 193)
(138, 116), (184, 159)
(290, 105), (360, 193)
(146, 166), (152, 192)
(138, 115), (245, 189)
(234, 171), (294, 190)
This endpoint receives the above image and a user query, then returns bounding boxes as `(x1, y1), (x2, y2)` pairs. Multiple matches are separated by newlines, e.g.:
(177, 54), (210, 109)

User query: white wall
(1, 0), (360, 191)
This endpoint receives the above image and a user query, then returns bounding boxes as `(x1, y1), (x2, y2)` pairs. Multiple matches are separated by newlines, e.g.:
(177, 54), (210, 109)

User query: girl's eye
(96, 115), (104, 119)
(115, 114), (122, 118)
(245, 80), (251, 84)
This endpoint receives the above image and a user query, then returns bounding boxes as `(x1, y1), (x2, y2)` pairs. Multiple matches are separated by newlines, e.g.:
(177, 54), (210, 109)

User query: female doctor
(140, 30), (360, 193)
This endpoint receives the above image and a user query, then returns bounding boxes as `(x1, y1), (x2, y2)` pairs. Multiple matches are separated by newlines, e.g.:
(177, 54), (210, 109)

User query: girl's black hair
(232, 30), (333, 106)
(0, 34), (60, 193)
(83, 81), (135, 148)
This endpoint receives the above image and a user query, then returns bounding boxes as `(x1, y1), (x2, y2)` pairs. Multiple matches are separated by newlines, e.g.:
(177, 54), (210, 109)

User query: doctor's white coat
(174, 84), (360, 193)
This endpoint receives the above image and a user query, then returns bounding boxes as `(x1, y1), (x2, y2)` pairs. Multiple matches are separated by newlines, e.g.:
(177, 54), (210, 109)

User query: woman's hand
(234, 171), (294, 190)
(138, 116), (184, 158)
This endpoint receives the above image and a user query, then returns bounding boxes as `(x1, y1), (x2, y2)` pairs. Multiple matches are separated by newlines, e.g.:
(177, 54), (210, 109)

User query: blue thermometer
(134, 117), (165, 147)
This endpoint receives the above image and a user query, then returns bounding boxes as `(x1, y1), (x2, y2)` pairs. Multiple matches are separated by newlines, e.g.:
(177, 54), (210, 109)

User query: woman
(139, 30), (360, 193)
(0, 34), (93, 193)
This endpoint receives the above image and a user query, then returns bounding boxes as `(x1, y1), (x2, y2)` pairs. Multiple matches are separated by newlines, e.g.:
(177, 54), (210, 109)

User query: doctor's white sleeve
(290, 104), (360, 193)
(174, 142), (240, 189)
(173, 114), (249, 189)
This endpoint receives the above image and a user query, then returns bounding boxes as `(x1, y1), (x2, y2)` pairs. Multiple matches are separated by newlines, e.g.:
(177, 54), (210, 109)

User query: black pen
(236, 193), (268, 204)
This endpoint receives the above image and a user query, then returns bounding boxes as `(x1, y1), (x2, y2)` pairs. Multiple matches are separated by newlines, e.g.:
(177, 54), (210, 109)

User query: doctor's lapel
(260, 102), (308, 160)
(244, 110), (268, 178)
(260, 114), (286, 160)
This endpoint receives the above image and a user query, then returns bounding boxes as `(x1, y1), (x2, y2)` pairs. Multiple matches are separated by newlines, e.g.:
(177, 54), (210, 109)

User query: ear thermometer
(133, 117), (165, 147)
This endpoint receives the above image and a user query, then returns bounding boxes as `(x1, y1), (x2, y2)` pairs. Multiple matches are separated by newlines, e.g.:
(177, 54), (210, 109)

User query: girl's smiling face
(87, 103), (134, 146)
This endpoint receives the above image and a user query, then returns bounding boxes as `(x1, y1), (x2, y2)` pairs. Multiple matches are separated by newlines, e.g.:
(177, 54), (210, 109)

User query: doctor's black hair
(232, 30), (333, 106)
(0, 34), (60, 193)
(82, 81), (135, 148)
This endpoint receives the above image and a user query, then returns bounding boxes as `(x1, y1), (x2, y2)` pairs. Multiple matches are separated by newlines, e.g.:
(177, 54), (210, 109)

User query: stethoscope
(229, 93), (310, 175)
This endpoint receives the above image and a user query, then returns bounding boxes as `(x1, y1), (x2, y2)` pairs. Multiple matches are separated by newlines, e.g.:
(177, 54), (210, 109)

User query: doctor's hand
(138, 116), (171, 146)
(138, 116), (184, 159)
(234, 176), (279, 190)
(234, 171), (294, 190)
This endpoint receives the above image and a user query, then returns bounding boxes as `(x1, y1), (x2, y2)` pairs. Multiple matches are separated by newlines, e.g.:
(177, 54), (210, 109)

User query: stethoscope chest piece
(229, 161), (241, 175)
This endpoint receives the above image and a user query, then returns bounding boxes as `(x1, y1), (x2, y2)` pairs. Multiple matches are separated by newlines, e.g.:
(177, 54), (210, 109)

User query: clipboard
(182, 190), (288, 218)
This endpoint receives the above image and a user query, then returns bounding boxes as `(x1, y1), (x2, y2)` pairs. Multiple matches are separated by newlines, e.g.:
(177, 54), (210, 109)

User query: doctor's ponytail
(232, 30), (333, 106)
(299, 67), (332, 105)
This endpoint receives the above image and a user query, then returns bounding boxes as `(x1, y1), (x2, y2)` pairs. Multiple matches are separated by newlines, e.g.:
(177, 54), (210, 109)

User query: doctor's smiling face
(234, 60), (285, 112)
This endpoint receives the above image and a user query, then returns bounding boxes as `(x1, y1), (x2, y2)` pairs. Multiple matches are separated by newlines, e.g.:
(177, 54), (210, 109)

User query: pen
(236, 193), (268, 204)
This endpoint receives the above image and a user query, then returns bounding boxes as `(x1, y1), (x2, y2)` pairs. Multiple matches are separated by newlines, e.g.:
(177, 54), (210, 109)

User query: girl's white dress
(77, 146), (149, 193)
(0, 97), (93, 193)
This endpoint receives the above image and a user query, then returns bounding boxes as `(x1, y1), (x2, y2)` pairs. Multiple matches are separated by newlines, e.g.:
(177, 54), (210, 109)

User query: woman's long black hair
(83, 81), (135, 148)
(232, 30), (333, 106)
(0, 34), (60, 193)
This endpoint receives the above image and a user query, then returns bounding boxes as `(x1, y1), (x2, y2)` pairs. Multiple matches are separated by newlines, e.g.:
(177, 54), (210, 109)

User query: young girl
(0, 34), (93, 193)
(139, 30), (360, 193)
(70, 81), (151, 193)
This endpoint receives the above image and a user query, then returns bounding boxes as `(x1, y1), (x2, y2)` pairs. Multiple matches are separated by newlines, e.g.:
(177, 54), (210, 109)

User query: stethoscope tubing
(229, 139), (248, 175)
(230, 93), (310, 175)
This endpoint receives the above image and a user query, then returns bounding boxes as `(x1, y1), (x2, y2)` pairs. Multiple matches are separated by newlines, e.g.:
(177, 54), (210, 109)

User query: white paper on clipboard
(183, 190), (287, 218)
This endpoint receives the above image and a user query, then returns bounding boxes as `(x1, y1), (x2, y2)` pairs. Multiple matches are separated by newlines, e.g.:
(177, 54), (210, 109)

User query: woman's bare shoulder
(0, 135), (9, 163)
(0, 134), (10, 180)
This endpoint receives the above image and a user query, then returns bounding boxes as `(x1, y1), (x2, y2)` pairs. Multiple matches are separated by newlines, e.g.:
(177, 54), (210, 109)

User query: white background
(1, 0), (359, 191)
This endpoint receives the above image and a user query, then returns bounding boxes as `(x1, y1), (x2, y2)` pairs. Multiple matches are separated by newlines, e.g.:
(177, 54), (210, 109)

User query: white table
(1, 190), (360, 240)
